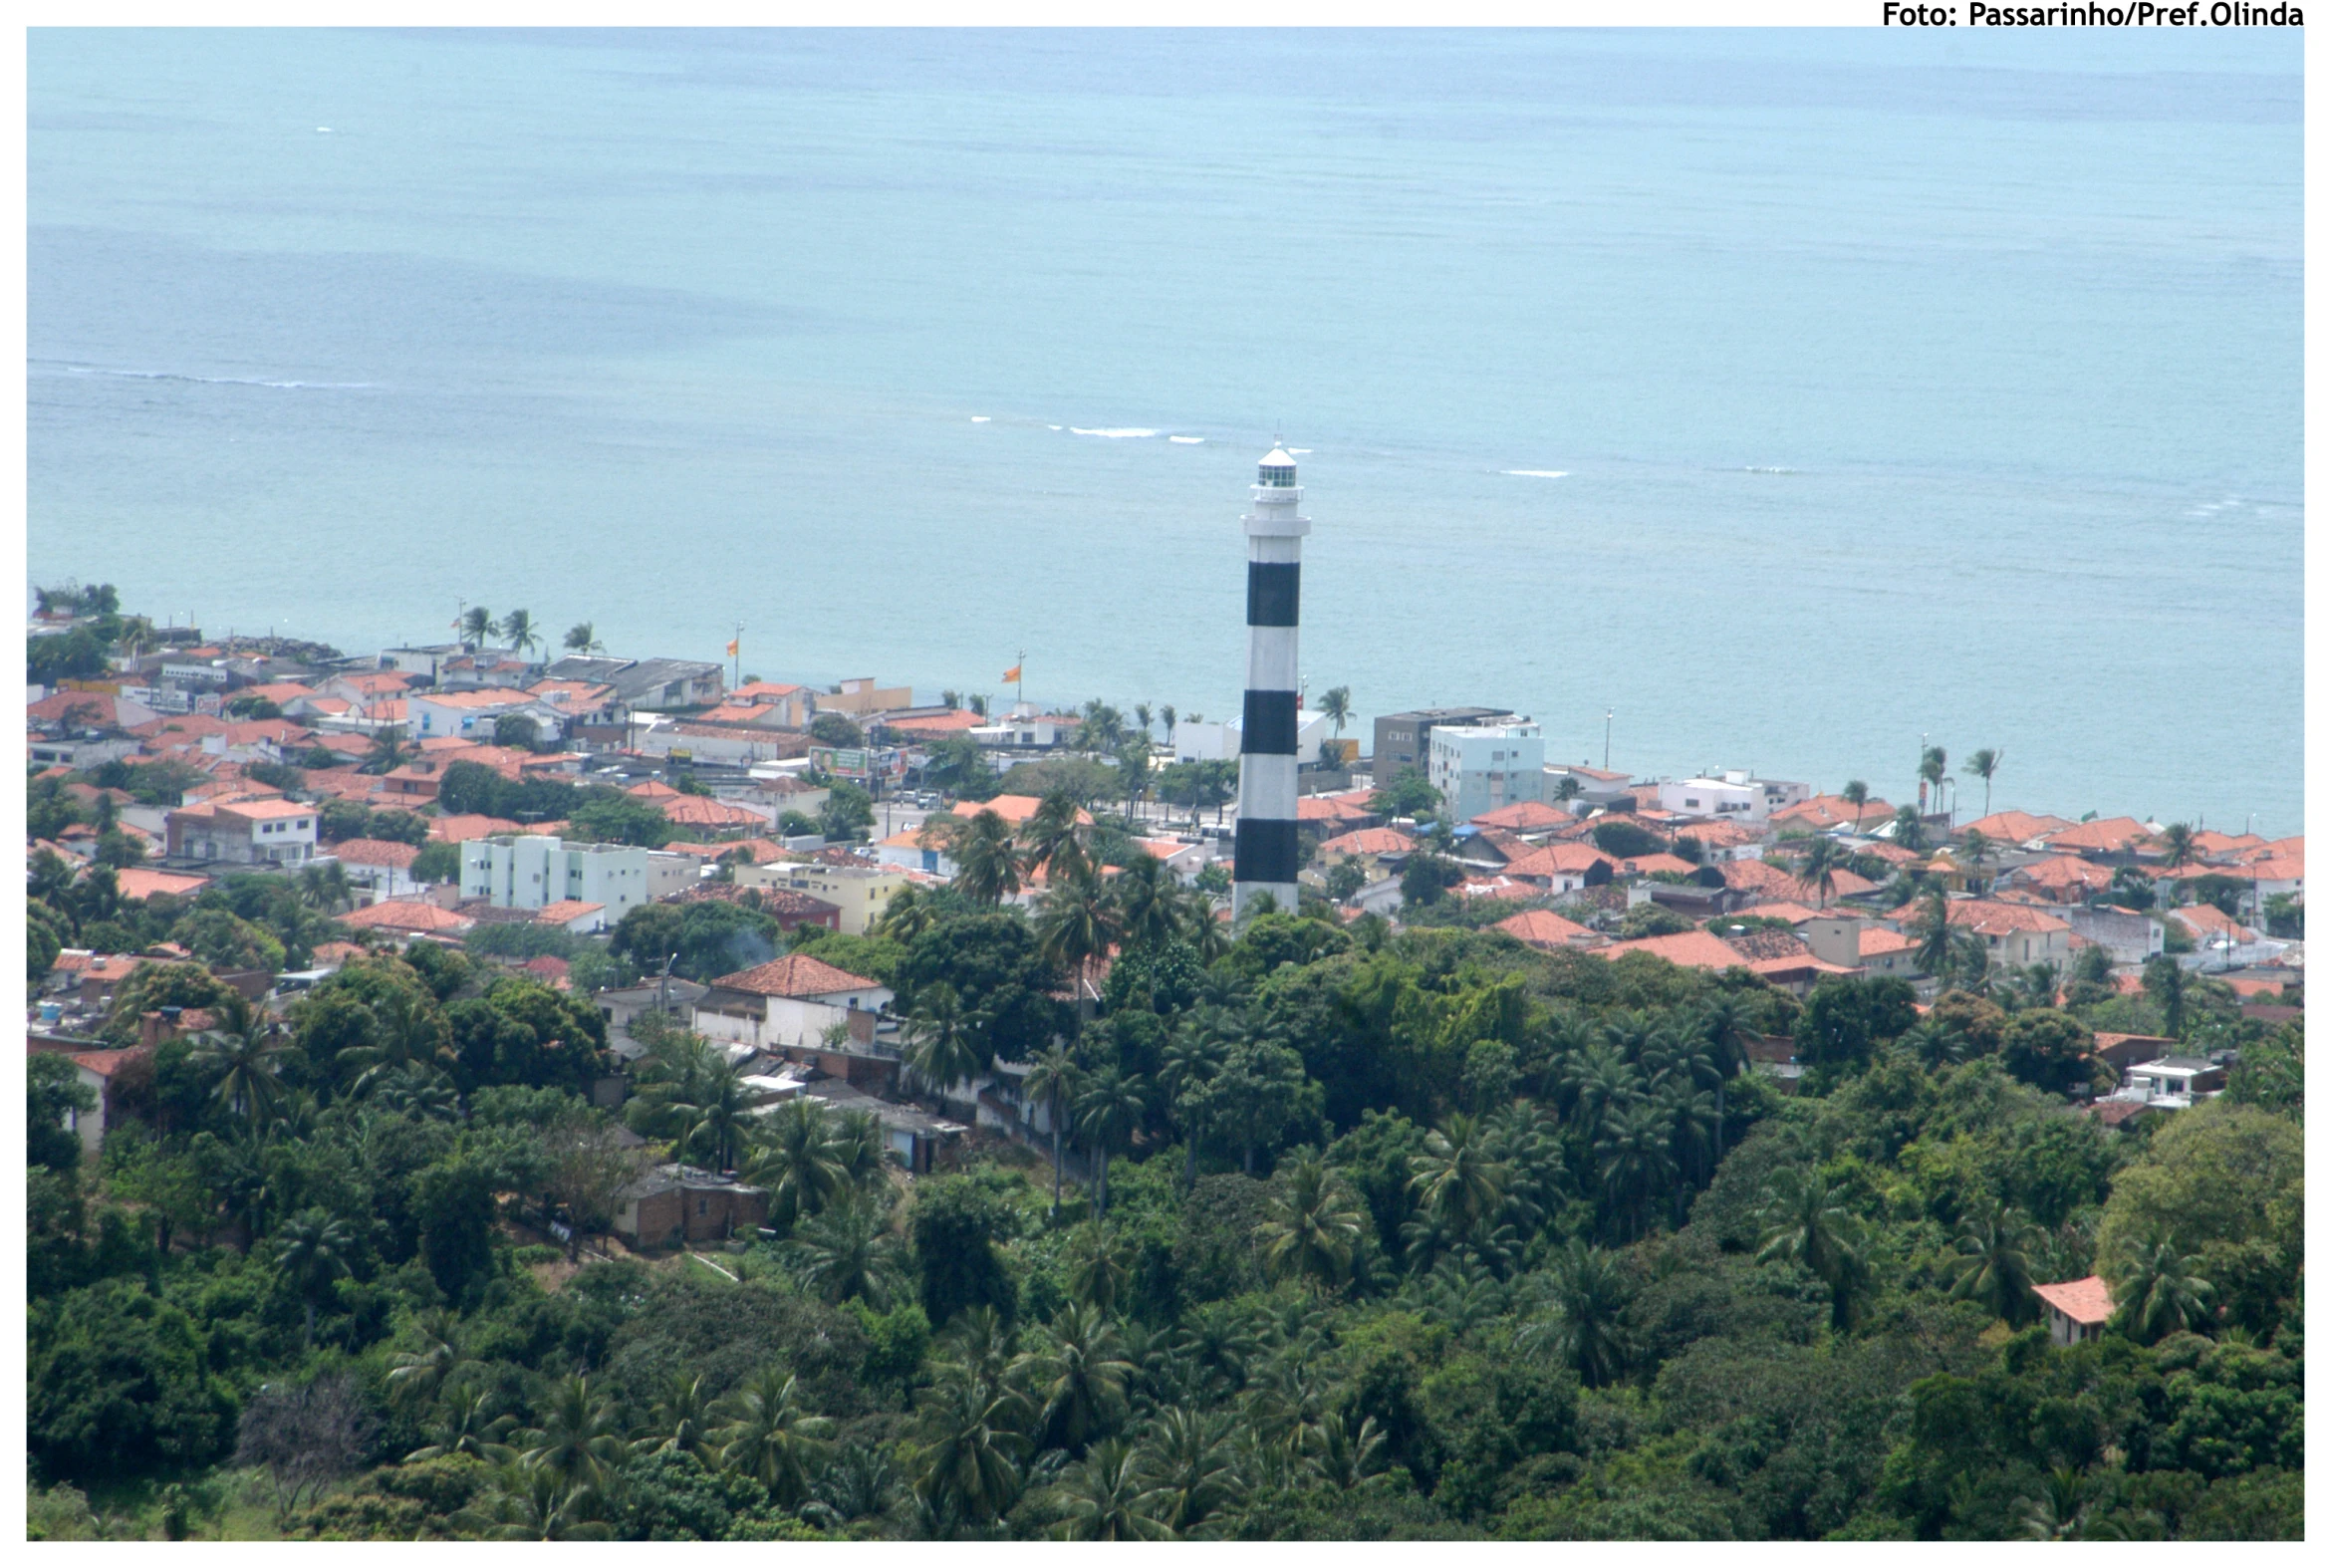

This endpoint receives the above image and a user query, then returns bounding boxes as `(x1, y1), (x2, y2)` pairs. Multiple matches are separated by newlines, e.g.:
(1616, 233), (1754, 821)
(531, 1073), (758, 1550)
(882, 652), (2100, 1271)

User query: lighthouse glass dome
(1258, 449), (1297, 486)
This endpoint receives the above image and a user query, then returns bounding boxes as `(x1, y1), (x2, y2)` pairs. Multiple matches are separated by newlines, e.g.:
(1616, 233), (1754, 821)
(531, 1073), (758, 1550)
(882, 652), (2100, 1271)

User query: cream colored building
(736, 859), (909, 935)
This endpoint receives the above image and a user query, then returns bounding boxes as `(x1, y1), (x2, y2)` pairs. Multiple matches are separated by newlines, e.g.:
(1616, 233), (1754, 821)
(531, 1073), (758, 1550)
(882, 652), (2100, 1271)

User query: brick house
(614, 1165), (769, 1248)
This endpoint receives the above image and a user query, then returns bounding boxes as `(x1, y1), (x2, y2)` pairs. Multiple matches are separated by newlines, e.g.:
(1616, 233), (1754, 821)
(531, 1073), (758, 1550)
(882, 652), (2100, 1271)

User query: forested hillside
(26, 893), (2304, 1540)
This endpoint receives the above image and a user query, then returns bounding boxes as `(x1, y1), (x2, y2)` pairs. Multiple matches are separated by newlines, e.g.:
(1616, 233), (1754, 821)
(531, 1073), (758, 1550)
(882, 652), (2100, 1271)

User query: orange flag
(726, 639), (739, 657)
(1001, 663), (1022, 683)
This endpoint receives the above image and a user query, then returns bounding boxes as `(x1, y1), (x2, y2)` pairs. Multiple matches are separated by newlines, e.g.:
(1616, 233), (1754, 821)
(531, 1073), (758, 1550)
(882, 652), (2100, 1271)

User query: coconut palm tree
(1064, 1222), (1133, 1314)
(386, 1307), (471, 1410)
(1949, 1201), (2041, 1325)
(941, 808), (1025, 905)
(2155, 821), (2199, 871)
(1913, 885), (1955, 978)
(1962, 747), (2003, 820)
(296, 861), (355, 915)
(1841, 778), (1871, 829)
(455, 1463), (611, 1540)
(1517, 1237), (1635, 1388)
(912, 1365), (1031, 1529)
(1135, 1406), (1243, 1533)
(1320, 684), (1352, 738)
(1016, 1302), (1135, 1454)
(669, 1056), (755, 1173)
(635, 1372), (722, 1466)
(1022, 1044), (1080, 1220)
(1595, 1098), (1678, 1242)
(743, 1097), (848, 1225)
(363, 723), (415, 776)
(404, 1386), (517, 1464)
(1073, 1063), (1149, 1219)
(1049, 1437), (1173, 1540)
(1110, 853), (1181, 953)
(1754, 1166), (1867, 1330)
(1117, 736), (1154, 819)
(1891, 802), (1930, 854)
(1300, 1411), (1387, 1490)
(1019, 790), (1091, 886)
(190, 1008), (291, 1130)
(1407, 1113), (1509, 1248)
(902, 982), (986, 1118)
(274, 1207), (354, 1349)
(1795, 836), (1849, 908)
(716, 1367), (835, 1507)
(498, 609), (541, 656)
(563, 622), (605, 654)
(518, 1375), (629, 1492)
(1158, 704), (1177, 744)
(2108, 1234), (2213, 1344)
(1920, 743), (1949, 823)
(1957, 828), (1995, 893)
(787, 1197), (905, 1307)
(337, 983), (453, 1098)
(1259, 1154), (1364, 1292)
(1035, 873), (1121, 1009)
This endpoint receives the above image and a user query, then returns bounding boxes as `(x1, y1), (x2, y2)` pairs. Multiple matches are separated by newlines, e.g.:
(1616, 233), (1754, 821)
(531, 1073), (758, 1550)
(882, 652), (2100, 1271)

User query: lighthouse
(1232, 441), (1310, 922)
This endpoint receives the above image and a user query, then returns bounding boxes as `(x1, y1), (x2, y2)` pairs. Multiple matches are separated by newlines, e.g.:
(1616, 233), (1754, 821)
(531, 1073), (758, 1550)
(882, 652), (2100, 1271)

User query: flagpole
(732, 621), (743, 690)
(1017, 648), (1025, 710)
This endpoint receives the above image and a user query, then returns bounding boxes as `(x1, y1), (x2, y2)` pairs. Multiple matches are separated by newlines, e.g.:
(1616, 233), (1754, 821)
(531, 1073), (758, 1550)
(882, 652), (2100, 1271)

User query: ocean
(27, 28), (2304, 834)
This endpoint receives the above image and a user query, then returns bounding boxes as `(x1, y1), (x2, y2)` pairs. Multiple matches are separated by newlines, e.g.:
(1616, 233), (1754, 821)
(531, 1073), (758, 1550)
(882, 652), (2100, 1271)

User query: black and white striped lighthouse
(1232, 441), (1309, 922)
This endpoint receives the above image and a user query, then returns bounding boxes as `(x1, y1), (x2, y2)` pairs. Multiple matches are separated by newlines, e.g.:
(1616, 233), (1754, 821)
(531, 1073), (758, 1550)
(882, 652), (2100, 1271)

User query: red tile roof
(951, 794), (1090, 827)
(1504, 842), (1615, 880)
(1318, 827), (1420, 858)
(1958, 810), (2080, 846)
(2031, 1275), (2115, 1326)
(339, 900), (473, 933)
(114, 867), (212, 901)
(427, 814), (528, 843)
(535, 900), (606, 924)
(1469, 800), (1575, 832)
(1598, 930), (1756, 971)
(1722, 857), (1878, 902)
(330, 838), (422, 869)
(2041, 816), (2153, 855)
(1494, 909), (1596, 949)
(1771, 794), (1895, 832)
(709, 953), (882, 998)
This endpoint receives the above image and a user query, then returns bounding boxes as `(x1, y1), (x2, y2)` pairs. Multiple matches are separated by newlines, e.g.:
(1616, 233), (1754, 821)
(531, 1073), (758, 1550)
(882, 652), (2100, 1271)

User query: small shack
(2031, 1275), (2114, 1347)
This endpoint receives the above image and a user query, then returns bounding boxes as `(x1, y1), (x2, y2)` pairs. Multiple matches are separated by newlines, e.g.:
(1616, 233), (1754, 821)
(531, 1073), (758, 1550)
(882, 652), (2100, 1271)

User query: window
(698, 1197), (707, 1215)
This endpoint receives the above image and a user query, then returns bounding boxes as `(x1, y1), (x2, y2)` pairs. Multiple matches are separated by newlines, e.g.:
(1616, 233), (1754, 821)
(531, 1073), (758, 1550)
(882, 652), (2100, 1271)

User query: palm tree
(1023, 1044), (1080, 1220)
(1035, 873), (1121, 1009)
(942, 809), (1024, 905)
(1407, 1113), (1509, 1246)
(787, 1198), (904, 1306)
(1109, 853), (1181, 954)
(1073, 1063), (1149, 1219)
(459, 606), (495, 649)
(1064, 1222), (1133, 1314)
(1795, 836), (1848, 908)
(1050, 1437), (1174, 1540)
(1949, 1201), (2041, 1325)
(743, 1097), (847, 1225)
(190, 1011), (290, 1130)
(498, 609), (541, 656)
(296, 861), (354, 915)
(1962, 747), (2003, 820)
(404, 1386), (517, 1464)
(1594, 1098), (1678, 1242)
(1019, 790), (1090, 887)
(1695, 997), (1751, 1161)
(337, 983), (452, 1098)
(1920, 743), (1949, 824)
(874, 884), (939, 943)
(2108, 1234), (2213, 1343)
(363, 724), (414, 776)
(386, 1307), (470, 1410)
(2155, 821), (2198, 871)
(1300, 1411), (1387, 1490)
(1913, 885), (1955, 978)
(636, 1372), (722, 1466)
(902, 982), (986, 1118)
(669, 1056), (754, 1173)
(563, 622), (605, 654)
(274, 1207), (354, 1349)
(1841, 778), (1870, 829)
(912, 1366), (1031, 1529)
(1159, 704), (1177, 743)
(1892, 802), (1929, 854)
(1259, 1155), (1364, 1292)
(716, 1367), (835, 1507)
(1117, 736), (1154, 818)
(1136, 1406), (1242, 1533)
(1956, 828), (1994, 893)
(1518, 1238), (1635, 1388)
(1016, 1302), (1135, 1454)
(1134, 701), (1155, 738)
(1754, 1166), (1866, 1330)
(1320, 684), (1352, 738)
(456, 1464), (611, 1540)
(518, 1375), (629, 1492)
(2142, 954), (2190, 1038)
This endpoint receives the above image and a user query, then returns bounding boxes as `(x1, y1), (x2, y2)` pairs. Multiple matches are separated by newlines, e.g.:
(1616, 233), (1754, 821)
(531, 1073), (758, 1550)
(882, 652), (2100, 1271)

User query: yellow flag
(1001, 663), (1022, 683)
(726, 639), (739, 657)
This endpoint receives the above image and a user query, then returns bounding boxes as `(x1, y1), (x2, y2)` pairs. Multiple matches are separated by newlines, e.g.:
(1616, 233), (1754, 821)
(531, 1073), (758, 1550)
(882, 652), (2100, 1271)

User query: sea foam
(1069, 426), (1157, 438)
(1501, 468), (1570, 478)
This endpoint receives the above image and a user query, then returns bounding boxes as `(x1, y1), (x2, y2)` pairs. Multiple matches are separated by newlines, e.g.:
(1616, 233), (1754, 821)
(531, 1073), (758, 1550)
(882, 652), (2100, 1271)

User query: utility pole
(731, 621), (743, 690)
(1604, 707), (1613, 771)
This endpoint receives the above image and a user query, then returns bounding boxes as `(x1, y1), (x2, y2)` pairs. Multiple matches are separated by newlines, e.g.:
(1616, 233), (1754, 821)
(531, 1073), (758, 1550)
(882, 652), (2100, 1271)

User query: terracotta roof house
(1618, 852), (1700, 879)
(2031, 1276), (2115, 1346)
(659, 794), (769, 832)
(2166, 904), (2258, 944)
(339, 900), (475, 936)
(1770, 794), (1894, 833)
(1297, 794), (1375, 825)
(1598, 929), (1757, 971)
(1958, 810), (2080, 847)
(113, 867), (212, 902)
(1504, 842), (1617, 886)
(330, 837), (423, 870)
(1722, 857), (1877, 904)
(1469, 800), (1576, 833)
(2009, 855), (2117, 901)
(951, 794), (1091, 828)
(1317, 827), (1420, 860)
(1494, 909), (1597, 950)
(2040, 817), (2154, 857)
(693, 954), (895, 1056)
(427, 814), (529, 843)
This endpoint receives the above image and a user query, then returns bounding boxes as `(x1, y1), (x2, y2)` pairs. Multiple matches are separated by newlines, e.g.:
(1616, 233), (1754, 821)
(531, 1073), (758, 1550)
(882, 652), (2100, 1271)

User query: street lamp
(1604, 707), (1613, 772)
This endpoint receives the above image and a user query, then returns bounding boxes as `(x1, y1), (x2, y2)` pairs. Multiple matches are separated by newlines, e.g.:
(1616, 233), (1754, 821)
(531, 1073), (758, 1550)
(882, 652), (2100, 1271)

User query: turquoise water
(28, 29), (2303, 834)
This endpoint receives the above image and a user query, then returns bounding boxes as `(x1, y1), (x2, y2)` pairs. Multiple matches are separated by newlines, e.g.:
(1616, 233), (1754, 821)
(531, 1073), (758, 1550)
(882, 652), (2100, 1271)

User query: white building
(1173, 710), (1333, 764)
(1654, 769), (1808, 823)
(409, 687), (569, 744)
(692, 954), (894, 1054)
(164, 797), (320, 866)
(1427, 721), (1547, 823)
(460, 834), (654, 920)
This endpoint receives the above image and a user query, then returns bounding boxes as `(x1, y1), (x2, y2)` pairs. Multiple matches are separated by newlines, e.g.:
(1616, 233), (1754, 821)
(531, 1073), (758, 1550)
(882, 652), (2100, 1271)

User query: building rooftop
(709, 953), (883, 999)
(2031, 1275), (2115, 1326)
